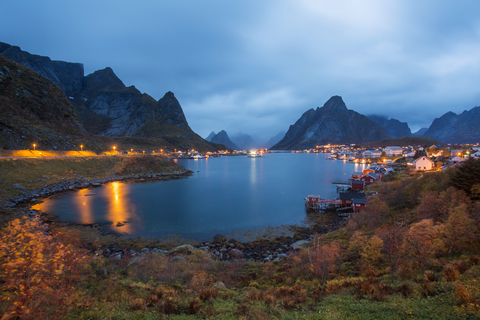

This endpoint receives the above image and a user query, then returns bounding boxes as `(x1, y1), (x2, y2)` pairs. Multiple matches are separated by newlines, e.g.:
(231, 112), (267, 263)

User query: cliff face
(0, 42), (84, 97)
(423, 107), (480, 143)
(367, 115), (411, 138)
(271, 96), (389, 150)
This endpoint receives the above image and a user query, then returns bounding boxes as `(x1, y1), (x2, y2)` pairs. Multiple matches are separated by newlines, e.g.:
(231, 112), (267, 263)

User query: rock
(171, 256), (185, 262)
(291, 240), (311, 249)
(211, 233), (227, 243)
(12, 183), (27, 191)
(151, 248), (168, 254)
(229, 249), (244, 260)
(168, 244), (195, 255)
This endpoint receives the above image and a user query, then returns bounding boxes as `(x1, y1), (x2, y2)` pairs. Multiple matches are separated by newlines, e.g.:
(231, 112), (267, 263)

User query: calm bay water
(33, 153), (368, 241)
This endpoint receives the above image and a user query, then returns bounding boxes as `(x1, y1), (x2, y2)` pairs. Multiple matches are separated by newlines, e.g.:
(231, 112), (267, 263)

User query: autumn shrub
(444, 265), (460, 282)
(0, 217), (91, 319)
(307, 239), (342, 283)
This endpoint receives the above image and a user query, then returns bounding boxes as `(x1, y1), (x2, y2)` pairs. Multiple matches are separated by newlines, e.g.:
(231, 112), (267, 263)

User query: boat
(84, 193), (96, 196)
(247, 149), (262, 158)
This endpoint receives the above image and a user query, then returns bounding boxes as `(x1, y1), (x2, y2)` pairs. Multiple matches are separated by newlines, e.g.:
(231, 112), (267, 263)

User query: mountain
(412, 128), (429, 136)
(367, 115), (411, 138)
(423, 107), (480, 143)
(210, 130), (238, 150)
(0, 54), (88, 150)
(0, 42), (218, 151)
(265, 131), (285, 149)
(205, 131), (216, 142)
(230, 132), (258, 150)
(271, 96), (390, 150)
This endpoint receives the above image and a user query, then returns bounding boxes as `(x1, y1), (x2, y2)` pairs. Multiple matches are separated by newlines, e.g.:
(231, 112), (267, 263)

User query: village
(304, 142), (480, 214)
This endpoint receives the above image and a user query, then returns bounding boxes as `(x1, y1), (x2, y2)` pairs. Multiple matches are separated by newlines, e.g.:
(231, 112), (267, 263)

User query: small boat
(84, 193), (96, 196)
(247, 149), (262, 158)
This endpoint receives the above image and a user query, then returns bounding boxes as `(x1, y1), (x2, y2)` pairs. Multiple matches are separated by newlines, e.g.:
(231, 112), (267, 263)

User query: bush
(0, 217), (91, 319)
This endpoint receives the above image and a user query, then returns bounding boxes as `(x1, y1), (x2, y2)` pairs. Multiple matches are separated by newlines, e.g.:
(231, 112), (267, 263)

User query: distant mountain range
(0, 41), (218, 151)
(208, 130), (238, 150)
(422, 108), (480, 143)
(367, 115), (411, 138)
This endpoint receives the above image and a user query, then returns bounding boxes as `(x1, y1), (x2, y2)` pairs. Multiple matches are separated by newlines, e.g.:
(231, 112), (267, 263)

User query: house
(384, 146), (403, 157)
(353, 198), (367, 212)
(339, 192), (366, 206)
(414, 156), (435, 171)
(363, 168), (376, 175)
(351, 172), (363, 179)
(351, 180), (365, 190)
(359, 172), (379, 185)
(403, 151), (415, 158)
(362, 149), (382, 158)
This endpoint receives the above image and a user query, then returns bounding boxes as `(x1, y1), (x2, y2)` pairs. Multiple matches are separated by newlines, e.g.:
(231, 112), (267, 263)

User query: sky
(2, 0), (480, 141)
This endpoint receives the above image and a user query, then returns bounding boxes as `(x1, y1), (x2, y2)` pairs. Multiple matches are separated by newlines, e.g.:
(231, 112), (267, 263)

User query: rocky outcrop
(367, 115), (411, 138)
(423, 107), (480, 143)
(0, 42), (84, 97)
(272, 96), (389, 149)
(210, 130), (238, 150)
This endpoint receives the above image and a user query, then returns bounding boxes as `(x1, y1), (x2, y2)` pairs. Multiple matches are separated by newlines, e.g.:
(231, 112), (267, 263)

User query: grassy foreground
(1, 158), (480, 319)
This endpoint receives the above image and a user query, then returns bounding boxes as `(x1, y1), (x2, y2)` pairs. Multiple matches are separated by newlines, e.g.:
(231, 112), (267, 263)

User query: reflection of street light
(33, 143), (36, 150)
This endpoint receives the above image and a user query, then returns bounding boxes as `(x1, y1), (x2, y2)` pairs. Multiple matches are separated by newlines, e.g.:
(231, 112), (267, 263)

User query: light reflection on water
(33, 153), (367, 241)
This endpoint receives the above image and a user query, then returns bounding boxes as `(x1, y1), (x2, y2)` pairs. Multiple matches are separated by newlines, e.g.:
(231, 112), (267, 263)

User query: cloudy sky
(2, 0), (480, 140)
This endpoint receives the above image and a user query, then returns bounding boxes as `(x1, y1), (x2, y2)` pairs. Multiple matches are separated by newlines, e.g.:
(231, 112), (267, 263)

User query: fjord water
(34, 153), (367, 241)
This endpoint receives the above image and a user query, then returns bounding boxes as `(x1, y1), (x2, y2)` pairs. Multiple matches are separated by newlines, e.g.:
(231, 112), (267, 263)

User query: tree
(307, 240), (341, 284)
(360, 235), (384, 266)
(450, 157), (480, 198)
(376, 225), (405, 282)
(401, 219), (445, 268)
(443, 203), (477, 253)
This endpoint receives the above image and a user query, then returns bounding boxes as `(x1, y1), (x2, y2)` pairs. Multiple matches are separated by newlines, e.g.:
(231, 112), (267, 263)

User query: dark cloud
(2, 0), (480, 139)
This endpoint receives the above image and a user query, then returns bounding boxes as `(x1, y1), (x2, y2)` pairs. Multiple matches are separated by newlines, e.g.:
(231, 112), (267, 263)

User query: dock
(305, 195), (343, 212)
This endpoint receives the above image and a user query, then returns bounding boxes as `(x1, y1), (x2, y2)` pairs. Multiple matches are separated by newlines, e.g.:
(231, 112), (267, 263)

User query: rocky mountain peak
(83, 67), (125, 95)
(321, 95), (348, 111)
(157, 91), (188, 127)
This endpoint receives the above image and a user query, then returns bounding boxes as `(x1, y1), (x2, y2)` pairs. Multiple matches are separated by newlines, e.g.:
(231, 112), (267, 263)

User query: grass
(0, 155), (182, 200)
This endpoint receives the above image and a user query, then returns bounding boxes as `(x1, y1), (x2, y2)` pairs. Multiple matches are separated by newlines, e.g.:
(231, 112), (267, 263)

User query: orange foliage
(0, 218), (91, 319)
(401, 219), (445, 268)
(307, 240), (342, 283)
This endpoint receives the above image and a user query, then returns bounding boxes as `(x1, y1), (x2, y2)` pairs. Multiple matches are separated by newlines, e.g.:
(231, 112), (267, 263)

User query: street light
(33, 143), (36, 150)
(80, 145), (83, 151)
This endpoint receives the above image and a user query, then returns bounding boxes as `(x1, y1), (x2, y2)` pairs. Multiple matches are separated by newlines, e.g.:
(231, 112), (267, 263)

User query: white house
(415, 156), (435, 171)
(362, 149), (382, 158)
(403, 151), (415, 158)
(384, 146), (403, 157)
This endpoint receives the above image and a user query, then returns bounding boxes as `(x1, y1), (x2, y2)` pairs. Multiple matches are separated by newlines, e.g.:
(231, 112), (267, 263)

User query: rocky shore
(2, 169), (193, 208)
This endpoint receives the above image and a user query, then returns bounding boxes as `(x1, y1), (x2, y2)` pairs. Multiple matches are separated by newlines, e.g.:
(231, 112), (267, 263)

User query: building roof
(353, 198), (367, 204)
(339, 192), (366, 200)
(414, 156), (434, 163)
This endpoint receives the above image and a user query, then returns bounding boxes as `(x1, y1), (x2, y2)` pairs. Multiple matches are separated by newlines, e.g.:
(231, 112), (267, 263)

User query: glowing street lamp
(113, 146), (116, 152)
(33, 143), (36, 150)
(80, 145), (83, 151)
(131, 148), (133, 153)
